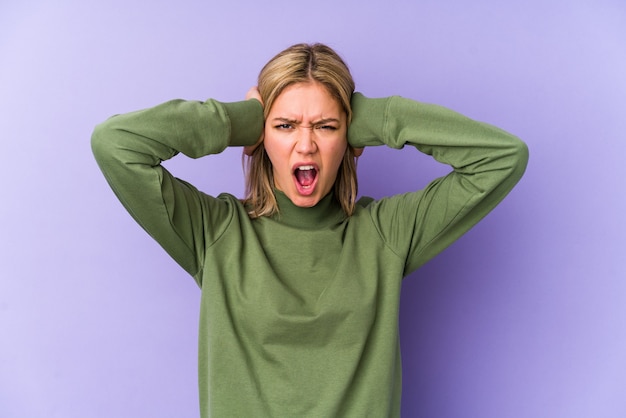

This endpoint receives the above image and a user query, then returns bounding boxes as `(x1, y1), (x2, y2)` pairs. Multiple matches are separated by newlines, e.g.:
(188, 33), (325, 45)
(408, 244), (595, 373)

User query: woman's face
(264, 81), (347, 208)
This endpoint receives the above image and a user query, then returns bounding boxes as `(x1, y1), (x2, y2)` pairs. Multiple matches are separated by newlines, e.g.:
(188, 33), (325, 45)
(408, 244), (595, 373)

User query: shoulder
(356, 195), (376, 208)
(213, 192), (250, 215)
(197, 191), (252, 229)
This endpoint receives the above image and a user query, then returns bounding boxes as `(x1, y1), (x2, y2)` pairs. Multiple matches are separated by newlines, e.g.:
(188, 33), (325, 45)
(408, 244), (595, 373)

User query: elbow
(509, 136), (529, 180)
(90, 117), (119, 164)
(489, 135), (529, 193)
(91, 122), (109, 164)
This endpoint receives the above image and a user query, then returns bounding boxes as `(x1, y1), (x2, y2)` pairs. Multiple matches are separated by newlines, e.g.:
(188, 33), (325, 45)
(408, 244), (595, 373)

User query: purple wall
(1, 1), (625, 417)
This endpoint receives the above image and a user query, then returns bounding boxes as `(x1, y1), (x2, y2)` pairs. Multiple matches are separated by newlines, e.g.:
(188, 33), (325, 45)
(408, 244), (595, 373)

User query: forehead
(269, 81), (345, 121)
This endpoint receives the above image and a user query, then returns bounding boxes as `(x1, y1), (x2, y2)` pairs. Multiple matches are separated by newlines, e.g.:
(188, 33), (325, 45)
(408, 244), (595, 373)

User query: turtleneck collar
(272, 190), (346, 229)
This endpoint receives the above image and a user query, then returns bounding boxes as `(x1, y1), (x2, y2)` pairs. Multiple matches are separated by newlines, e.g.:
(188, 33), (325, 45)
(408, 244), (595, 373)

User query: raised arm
(348, 93), (529, 275)
(91, 98), (263, 278)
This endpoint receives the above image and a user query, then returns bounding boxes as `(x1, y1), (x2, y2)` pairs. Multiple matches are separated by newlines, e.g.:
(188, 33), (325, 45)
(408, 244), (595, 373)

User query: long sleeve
(348, 93), (529, 275)
(91, 98), (263, 278)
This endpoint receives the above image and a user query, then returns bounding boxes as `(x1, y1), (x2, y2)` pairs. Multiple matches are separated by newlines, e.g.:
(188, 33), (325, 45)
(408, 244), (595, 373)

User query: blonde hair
(243, 43), (358, 218)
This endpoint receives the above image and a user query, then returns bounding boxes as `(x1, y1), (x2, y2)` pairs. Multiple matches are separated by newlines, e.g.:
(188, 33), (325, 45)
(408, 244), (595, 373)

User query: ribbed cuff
(221, 99), (264, 146)
(348, 93), (391, 148)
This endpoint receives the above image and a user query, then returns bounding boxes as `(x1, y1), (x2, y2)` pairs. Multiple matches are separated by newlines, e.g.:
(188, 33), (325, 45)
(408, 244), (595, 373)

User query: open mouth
(293, 165), (318, 193)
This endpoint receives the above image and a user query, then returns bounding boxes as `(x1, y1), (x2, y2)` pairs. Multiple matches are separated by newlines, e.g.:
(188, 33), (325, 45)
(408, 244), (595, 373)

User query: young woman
(92, 43), (528, 417)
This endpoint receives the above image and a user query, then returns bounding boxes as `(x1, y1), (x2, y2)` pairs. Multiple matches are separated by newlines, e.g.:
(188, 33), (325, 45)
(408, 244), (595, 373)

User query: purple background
(1, 1), (625, 417)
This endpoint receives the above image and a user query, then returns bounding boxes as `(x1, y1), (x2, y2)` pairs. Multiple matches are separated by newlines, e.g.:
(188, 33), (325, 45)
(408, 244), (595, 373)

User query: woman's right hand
(244, 86), (264, 156)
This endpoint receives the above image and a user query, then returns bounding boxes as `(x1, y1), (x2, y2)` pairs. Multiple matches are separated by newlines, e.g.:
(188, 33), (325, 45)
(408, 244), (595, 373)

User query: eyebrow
(271, 117), (341, 125)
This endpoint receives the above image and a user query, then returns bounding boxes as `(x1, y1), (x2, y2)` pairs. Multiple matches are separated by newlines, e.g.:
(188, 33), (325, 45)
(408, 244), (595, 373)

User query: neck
(272, 190), (346, 229)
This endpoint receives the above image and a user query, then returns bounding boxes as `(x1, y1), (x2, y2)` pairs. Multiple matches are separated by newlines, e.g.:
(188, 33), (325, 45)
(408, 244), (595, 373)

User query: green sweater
(91, 93), (528, 417)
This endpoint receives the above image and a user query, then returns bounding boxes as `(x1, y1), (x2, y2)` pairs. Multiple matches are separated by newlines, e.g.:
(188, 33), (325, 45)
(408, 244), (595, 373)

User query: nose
(295, 127), (317, 154)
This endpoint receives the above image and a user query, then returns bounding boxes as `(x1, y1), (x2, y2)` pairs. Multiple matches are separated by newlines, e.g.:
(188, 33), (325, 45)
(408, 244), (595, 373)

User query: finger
(245, 86), (263, 104)
(243, 144), (256, 156)
(243, 133), (264, 156)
